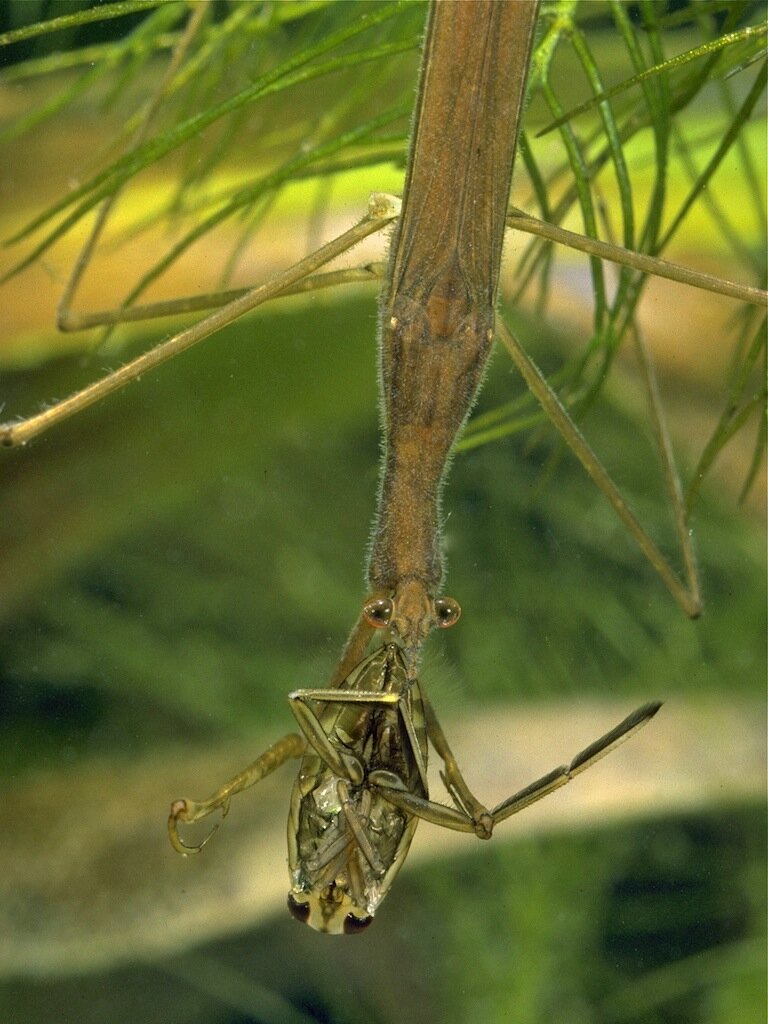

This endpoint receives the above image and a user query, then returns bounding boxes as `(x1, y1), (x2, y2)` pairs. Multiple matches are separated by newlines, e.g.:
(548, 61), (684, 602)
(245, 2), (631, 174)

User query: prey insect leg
(287, 688), (402, 785)
(422, 690), (495, 834)
(337, 780), (386, 878)
(489, 701), (663, 825)
(374, 700), (663, 839)
(169, 732), (306, 854)
(369, 689), (495, 838)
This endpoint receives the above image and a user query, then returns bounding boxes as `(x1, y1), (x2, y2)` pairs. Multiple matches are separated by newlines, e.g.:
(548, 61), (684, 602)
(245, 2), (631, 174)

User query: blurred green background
(0, 2), (765, 1023)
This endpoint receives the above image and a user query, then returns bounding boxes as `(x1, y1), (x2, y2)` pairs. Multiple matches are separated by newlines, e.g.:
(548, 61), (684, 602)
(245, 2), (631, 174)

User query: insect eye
(434, 597), (461, 628)
(343, 913), (374, 934)
(363, 596), (393, 628)
(286, 893), (310, 924)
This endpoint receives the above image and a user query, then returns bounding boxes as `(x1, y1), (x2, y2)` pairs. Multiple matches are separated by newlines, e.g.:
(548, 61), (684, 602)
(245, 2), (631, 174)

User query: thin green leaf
(658, 60), (767, 251)
(656, 0), (756, 31)
(686, 315), (766, 513)
(1, 36), (416, 284)
(108, 102), (411, 315)
(0, 37), (172, 83)
(0, 0), (163, 47)
(537, 22), (768, 137)
(4, 2), (409, 249)
(738, 392), (766, 504)
(539, 75), (608, 337)
(0, 3), (185, 143)
(569, 25), (634, 249)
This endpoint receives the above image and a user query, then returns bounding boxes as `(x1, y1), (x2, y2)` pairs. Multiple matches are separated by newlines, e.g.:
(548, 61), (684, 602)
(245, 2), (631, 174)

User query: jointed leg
(287, 687), (401, 786)
(1, 197), (397, 448)
(490, 701), (662, 823)
(369, 770), (481, 834)
(337, 780), (386, 877)
(496, 319), (701, 618)
(375, 699), (663, 839)
(328, 609), (377, 689)
(366, 685), (496, 838)
(169, 731), (305, 854)
(421, 690), (495, 837)
(170, 676), (405, 855)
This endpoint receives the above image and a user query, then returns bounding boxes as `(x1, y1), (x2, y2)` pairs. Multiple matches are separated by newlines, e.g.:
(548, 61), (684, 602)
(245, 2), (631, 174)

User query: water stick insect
(336, 0), (544, 680)
(169, 0), (662, 934)
(3, 5), (761, 625)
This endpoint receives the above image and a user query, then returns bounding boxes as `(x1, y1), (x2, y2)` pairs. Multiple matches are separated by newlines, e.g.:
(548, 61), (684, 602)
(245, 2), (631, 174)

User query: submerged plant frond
(1, 0), (765, 503)
(0, 0), (163, 48)
(537, 20), (768, 138)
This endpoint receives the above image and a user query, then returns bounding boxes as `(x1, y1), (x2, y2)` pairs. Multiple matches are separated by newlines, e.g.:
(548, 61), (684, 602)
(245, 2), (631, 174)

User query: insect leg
(1, 197), (397, 448)
(490, 702), (663, 826)
(337, 780), (386, 877)
(368, 771), (480, 834)
(419, 695), (662, 836)
(496, 319), (701, 618)
(168, 731), (305, 855)
(287, 688), (400, 785)
(421, 691), (495, 837)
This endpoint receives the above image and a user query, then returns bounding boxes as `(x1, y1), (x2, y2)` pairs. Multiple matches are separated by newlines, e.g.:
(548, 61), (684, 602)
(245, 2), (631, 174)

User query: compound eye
(343, 912), (374, 935)
(363, 596), (393, 629)
(434, 597), (461, 628)
(286, 893), (310, 925)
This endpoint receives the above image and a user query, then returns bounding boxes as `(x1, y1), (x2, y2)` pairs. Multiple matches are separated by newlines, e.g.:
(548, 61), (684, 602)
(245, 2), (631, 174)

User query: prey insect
(170, 642), (661, 934)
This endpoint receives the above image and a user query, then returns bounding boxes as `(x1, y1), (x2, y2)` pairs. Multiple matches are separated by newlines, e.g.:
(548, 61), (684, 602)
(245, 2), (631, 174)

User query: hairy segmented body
(367, 0), (539, 653)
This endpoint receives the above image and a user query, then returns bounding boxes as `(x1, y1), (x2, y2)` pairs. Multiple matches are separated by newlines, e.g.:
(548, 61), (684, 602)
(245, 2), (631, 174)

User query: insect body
(169, 643), (427, 934)
(170, 641), (661, 933)
(286, 643), (425, 934)
(364, 0), (539, 663)
(167, 0), (663, 936)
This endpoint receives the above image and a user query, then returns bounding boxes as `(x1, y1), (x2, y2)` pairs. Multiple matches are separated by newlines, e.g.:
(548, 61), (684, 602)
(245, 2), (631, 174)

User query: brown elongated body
(367, 0), (539, 650)
(167, 0), (662, 937)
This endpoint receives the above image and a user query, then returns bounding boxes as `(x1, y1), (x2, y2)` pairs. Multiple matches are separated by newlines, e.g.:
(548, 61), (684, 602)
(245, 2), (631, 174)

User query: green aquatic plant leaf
(537, 20), (768, 138)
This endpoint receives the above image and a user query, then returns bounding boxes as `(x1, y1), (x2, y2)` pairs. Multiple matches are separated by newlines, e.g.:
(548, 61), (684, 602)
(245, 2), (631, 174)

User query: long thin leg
(398, 697), (663, 838)
(287, 687), (401, 785)
(168, 731), (305, 855)
(497, 319), (702, 618)
(368, 771), (479, 834)
(631, 322), (700, 611)
(489, 701), (662, 824)
(421, 689), (494, 836)
(505, 207), (768, 308)
(1, 196), (398, 448)
(58, 262), (388, 331)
